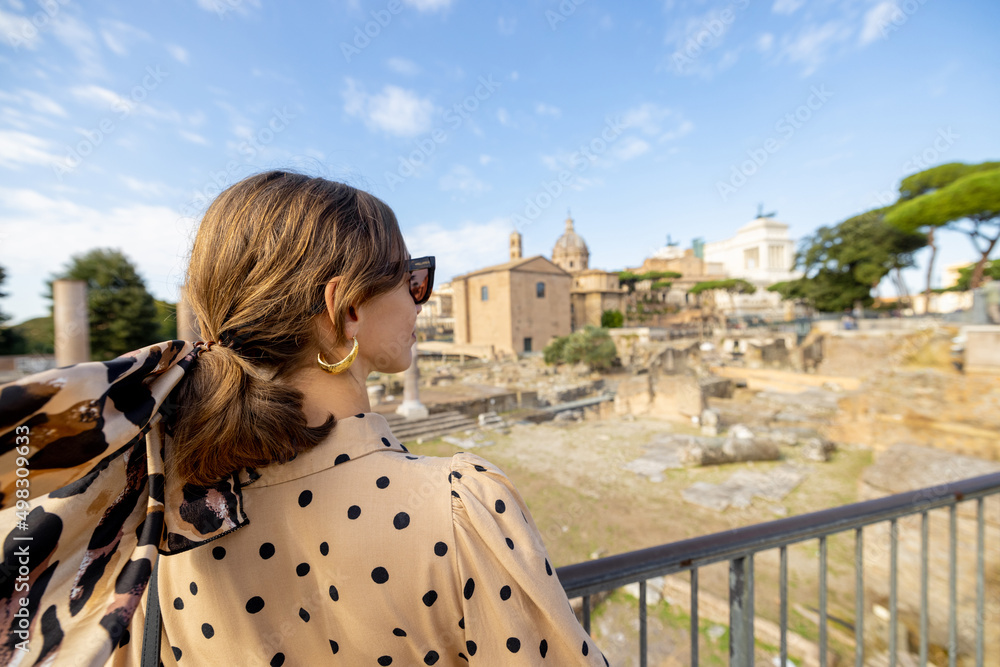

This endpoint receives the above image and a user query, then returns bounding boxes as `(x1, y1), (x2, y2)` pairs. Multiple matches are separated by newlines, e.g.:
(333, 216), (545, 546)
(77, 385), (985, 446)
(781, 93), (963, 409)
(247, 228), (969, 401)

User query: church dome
(552, 214), (589, 272)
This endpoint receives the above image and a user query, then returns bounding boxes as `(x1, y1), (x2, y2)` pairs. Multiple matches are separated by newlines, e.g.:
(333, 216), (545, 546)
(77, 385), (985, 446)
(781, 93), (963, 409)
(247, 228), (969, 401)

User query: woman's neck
(290, 362), (373, 425)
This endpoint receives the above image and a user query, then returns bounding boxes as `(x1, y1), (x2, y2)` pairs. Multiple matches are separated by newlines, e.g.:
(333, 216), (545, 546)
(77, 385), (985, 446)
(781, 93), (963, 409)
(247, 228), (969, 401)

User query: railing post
(730, 555), (753, 667)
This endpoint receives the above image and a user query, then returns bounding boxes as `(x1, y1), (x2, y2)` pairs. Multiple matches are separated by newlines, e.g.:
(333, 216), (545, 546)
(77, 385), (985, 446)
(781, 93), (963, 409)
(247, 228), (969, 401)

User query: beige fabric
(114, 413), (606, 666)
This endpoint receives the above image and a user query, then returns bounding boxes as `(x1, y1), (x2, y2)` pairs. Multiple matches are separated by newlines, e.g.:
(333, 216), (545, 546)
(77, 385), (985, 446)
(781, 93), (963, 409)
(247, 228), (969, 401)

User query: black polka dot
(320, 542), (329, 556)
(335, 453), (350, 465)
(458, 617), (465, 629)
(378, 656), (392, 666)
(500, 585), (511, 601)
(463, 578), (475, 599)
(505, 537), (514, 550)
(582, 640), (589, 656)
(190, 582), (198, 595)
(120, 629), (130, 647)
(329, 585), (339, 601)
(296, 562), (310, 577)
(603, 655), (609, 666)
(270, 653), (285, 666)
(405, 455), (418, 460)
(545, 559), (552, 576)
(172, 646), (181, 660)
(451, 490), (460, 499)
(539, 639), (548, 658)
(434, 541), (448, 556)
(246, 596), (265, 614)
(393, 512), (410, 529)
(423, 651), (439, 665)
(466, 641), (477, 656)
(259, 543), (275, 559)
(212, 546), (225, 560)
(458, 653), (467, 662)
(495, 499), (506, 513)
(329, 640), (339, 654)
(299, 608), (310, 622)
(474, 464), (487, 472)
(382, 437), (392, 447)
(372, 567), (389, 584)
(449, 471), (462, 481)
(401, 444), (409, 452)
(298, 490), (312, 507)
(376, 476), (390, 489)
(348, 505), (361, 520)
(422, 590), (438, 607)
(173, 597), (183, 610)
(393, 628), (407, 637)
(506, 637), (521, 653)
(201, 623), (214, 639)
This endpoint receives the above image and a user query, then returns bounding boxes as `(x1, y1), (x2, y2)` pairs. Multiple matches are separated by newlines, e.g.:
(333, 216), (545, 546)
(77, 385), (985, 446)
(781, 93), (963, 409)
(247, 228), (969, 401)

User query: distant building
(451, 256), (571, 356)
(703, 216), (799, 287)
(416, 281), (454, 336)
(571, 269), (628, 330)
(551, 215), (589, 272)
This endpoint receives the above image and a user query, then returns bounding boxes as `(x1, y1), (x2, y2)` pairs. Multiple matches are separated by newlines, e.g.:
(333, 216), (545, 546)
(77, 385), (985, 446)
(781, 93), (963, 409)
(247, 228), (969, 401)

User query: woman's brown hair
(171, 171), (408, 485)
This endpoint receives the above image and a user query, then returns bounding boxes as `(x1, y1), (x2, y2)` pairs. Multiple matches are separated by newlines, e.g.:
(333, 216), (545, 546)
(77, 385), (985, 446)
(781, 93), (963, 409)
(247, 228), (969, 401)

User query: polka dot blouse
(114, 413), (607, 666)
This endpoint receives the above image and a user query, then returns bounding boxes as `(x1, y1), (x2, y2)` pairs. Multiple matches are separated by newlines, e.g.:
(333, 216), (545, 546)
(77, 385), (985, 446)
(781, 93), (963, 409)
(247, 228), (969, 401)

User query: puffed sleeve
(449, 452), (608, 666)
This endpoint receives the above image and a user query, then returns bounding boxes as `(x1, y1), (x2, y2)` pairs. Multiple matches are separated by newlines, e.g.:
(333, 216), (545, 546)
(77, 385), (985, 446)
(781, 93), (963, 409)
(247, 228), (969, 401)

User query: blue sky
(1, 0), (998, 322)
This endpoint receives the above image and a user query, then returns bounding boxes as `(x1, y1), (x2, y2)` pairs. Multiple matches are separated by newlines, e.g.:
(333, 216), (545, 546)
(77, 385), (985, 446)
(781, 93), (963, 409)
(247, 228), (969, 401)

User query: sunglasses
(408, 256), (435, 305)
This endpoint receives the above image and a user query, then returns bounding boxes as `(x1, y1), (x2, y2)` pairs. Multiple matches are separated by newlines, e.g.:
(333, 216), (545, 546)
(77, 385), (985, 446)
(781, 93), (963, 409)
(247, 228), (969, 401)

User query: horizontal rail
(559, 471), (1000, 599)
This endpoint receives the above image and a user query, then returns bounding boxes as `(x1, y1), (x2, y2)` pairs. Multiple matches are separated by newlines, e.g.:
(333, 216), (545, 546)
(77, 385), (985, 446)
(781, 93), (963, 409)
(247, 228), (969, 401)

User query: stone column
(396, 341), (429, 420)
(176, 285), (201, 341)
(53, 279), (90, 365)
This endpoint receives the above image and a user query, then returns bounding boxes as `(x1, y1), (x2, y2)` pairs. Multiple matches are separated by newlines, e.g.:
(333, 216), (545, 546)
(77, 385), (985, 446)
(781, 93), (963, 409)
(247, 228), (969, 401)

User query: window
(768, 244), (785, 269)
(523, 337), (532, 352)
(744, 247), (759, 270)
(536, 282), (545, 298)
(569, 261), (574, 268)
(481, 286), (489, 301)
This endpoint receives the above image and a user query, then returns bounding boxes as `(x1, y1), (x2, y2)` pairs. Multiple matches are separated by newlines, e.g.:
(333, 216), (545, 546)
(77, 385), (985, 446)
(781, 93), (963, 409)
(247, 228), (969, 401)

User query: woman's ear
(323, 277), (340, 318)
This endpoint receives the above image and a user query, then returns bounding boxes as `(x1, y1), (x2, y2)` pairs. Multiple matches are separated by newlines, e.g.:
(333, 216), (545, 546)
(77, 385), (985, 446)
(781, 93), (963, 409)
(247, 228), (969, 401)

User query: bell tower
(510, 230), (522, 261)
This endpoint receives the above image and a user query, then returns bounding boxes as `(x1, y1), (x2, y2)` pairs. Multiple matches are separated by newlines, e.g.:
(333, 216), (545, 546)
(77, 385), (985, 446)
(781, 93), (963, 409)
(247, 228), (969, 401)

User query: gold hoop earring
(317, 336), (359, 374)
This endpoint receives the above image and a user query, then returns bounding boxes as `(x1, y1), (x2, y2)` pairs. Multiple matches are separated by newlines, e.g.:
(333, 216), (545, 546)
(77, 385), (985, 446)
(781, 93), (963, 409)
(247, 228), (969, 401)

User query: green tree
(947, 259), (1000, 292)
(688, 278), (757, 296)
(543, 335), (568, 365)
(600, 309), (624, 328)
(48, 249), (161, 360)
(542, 326), (618, 370)
(885, 161), (1000, 289)
(770, 210), (927, 312)
(617, 270), (682, 293)
(0, 265), (28, 354)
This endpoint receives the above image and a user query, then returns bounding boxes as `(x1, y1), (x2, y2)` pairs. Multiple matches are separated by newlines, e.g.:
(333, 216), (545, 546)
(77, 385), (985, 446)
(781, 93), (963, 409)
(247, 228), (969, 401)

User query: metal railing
(558, 471), (1000, 666)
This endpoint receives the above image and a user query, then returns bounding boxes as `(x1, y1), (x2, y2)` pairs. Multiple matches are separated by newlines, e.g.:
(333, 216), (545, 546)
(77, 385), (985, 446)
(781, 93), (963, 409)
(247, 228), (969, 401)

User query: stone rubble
(680, 464), (810, 512)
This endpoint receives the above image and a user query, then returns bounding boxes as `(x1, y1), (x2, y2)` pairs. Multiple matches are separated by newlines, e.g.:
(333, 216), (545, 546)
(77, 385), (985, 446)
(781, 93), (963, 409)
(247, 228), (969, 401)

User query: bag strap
(141, 560), (162, 667)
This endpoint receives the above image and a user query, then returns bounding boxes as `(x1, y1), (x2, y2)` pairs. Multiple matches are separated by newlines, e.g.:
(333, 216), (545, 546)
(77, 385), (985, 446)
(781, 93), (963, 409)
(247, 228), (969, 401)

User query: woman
(0, 171), (606, 665)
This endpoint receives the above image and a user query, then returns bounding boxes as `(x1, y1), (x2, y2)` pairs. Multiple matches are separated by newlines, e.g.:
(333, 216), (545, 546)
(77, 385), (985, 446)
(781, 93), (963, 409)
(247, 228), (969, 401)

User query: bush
(600, 309), (624, 328)
(544, 326), (617, 370)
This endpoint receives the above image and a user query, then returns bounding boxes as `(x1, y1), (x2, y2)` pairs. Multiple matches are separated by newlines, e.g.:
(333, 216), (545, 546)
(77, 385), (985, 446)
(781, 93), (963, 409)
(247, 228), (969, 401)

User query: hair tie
(201, 340), (217, 351)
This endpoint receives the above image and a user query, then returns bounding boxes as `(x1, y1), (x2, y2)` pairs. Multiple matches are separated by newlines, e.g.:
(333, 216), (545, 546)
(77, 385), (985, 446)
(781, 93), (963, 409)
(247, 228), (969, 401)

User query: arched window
(536, 282), (545, 298)
(481, 286), (489, 301)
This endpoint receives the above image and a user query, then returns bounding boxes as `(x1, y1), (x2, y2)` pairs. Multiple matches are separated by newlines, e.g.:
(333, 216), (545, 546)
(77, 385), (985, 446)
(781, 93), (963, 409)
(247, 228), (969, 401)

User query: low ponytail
(170, 171), (408, 485)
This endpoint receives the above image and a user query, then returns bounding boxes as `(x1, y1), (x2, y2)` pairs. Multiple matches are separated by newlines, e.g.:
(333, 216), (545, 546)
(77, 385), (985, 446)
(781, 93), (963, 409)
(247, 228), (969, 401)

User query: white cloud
(497, 16), (516, 35)
(611, 137), (650, 162)
(0, 187), (191, 318)
(195, 0), (261, 17)
(342, 78), (436, 137)
(120, 175), (169, 196)
(757, 32), (774, 52)
(772, 0), (805, 15)
(0, 130), (61, 169)
(386, 57), (420, 76)
(779, 21), (853, 75)
(535, 103), (561, 118)
(99, 19), (149, 56)
(0, 89), (67, 117)
(621, 103), (675, 136)
(71, 84), (123, 108)
(167, 44), (190, 64)
(496, 107), (512, 126)
(404, 218), (511, 281)
(401, 0), (452, 12)
(479, 154), (493, 166)
(51, 14), (104, 77)
(0, 8), (41, 49)
(179, 129), (209, 145)
(438, 165), (490, 195)
(860, 2), (900, 45)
